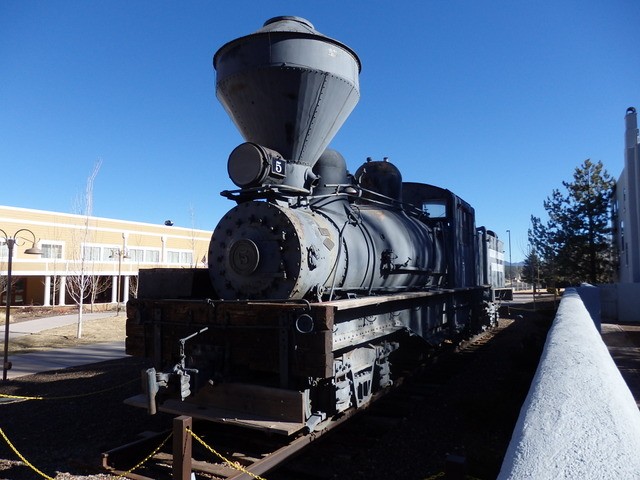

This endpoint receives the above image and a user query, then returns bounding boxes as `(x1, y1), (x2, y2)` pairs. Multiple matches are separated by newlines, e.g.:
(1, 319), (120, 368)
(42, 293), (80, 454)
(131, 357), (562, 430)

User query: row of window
(1, 240), (194, 265)
(80, 245), (194, 265)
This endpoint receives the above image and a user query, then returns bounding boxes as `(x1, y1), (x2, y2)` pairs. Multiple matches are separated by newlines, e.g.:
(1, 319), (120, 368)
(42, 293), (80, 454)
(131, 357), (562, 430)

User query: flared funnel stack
(214, 16), (361, 167)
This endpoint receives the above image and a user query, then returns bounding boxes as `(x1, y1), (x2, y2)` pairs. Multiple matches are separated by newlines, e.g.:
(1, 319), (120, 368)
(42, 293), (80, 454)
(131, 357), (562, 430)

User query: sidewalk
(1, 313), (127, 380)
(1, 312), (108, 340)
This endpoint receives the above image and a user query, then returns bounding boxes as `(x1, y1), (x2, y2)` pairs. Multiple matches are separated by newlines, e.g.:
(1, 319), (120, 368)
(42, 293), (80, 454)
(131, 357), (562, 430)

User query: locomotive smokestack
(213, 16), (361, 167)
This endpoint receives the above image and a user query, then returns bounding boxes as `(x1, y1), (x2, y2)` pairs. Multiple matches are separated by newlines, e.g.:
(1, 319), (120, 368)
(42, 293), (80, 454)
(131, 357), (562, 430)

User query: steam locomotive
(125, 16), (505, 435)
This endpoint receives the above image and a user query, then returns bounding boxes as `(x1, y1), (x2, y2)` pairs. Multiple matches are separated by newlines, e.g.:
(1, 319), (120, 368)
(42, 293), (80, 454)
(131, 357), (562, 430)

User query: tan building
(0, 205), (211, 307)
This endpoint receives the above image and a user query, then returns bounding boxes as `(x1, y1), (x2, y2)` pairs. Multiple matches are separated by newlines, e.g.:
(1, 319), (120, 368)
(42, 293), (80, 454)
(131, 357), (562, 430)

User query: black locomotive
(125, 16), (503, 435)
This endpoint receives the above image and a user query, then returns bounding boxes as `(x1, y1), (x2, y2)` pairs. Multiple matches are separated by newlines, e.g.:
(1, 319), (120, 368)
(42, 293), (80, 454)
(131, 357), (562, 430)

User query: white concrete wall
(575, 284), (601, 331)
(498, 289), (640, 480)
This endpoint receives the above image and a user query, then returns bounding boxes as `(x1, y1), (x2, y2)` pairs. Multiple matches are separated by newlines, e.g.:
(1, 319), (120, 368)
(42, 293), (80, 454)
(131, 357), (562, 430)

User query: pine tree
(528, 159), (615, 286)
(521, 250), (543, 291)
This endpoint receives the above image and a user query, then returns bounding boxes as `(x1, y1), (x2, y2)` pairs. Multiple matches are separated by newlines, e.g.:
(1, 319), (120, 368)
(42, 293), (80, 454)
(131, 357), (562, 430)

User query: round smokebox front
(208, 202), (303, 299)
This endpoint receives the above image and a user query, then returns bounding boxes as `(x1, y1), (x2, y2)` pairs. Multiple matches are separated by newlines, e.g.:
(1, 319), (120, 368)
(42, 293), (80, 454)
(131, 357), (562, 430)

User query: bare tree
(189, 204), (197, 268)
(89, 274), (110, 312)
(51, 275), (61, 307)
(66, 160), (102, 338)
(189, 204), (208, 268)
(128, 275), (138, 299)
(0, 256), (18, 306)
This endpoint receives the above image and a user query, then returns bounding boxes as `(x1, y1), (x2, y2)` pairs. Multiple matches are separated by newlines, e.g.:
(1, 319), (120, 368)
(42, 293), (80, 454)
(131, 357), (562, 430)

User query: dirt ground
(5, 311), (126, 355)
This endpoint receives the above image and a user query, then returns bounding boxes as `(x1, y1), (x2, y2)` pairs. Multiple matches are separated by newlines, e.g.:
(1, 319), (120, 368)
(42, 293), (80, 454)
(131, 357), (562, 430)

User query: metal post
(532, 252), (537, 308)
(116, 250), (122, 315)
(1, 228), (41, 381)
(2, 239), (15, 381)
(172, 415), (192, 480)
(506, 229), (512, 288)
(110, 247), (128, 316)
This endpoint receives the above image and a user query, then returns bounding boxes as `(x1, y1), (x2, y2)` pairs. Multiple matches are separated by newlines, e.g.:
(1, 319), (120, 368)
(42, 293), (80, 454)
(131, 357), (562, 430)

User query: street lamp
(506, 229), (512, 288)
(2, 228), (42, 381)
(109, 248), (129, 315)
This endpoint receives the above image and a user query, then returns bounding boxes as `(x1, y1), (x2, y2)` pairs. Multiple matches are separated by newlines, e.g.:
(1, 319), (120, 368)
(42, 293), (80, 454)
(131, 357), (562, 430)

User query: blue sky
(1, 1), (638, 262)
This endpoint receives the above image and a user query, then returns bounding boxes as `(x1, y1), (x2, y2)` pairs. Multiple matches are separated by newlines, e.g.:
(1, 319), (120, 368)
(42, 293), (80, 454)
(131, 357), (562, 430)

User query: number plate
(270, 158), (286, 178)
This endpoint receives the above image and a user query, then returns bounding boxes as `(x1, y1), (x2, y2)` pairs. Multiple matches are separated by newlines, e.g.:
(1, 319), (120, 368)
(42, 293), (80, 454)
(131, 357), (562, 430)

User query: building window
(129, 248), (144, 263)
(144, 250), (160, 263)
(180, 252), (193, 265)
(0, 240), (8, 259)
(82, 245), (101, 261)
(167, 250), (194, 265)
(41, 243), (63, 259)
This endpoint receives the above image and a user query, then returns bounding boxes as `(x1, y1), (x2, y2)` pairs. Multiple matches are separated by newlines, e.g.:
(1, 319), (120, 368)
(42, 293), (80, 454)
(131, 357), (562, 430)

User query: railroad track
(102, 380), (402, 480)
(103, 321), (514, 480)
(271, 323), (512, 480)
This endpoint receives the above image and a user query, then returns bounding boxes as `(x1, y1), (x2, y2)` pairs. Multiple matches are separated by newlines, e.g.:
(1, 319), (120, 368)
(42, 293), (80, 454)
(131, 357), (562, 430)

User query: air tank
(213, 16), (361, 168)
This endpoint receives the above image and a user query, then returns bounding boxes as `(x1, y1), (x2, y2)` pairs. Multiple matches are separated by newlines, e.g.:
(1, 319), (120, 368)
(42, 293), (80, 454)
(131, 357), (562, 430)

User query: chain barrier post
(173, 415), (192, 480)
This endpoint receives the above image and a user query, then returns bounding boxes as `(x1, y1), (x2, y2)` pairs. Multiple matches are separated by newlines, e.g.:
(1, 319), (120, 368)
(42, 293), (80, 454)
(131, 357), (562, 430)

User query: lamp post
(2, 228), (42, 381)
(110, 248), (129, 315)
(506, 229), (512, 288)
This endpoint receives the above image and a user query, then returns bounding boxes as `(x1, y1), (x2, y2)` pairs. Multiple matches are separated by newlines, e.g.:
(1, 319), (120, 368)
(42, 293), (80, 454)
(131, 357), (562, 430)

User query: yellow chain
(0, 427), (54, 480)
(2, 420), (487, 480)
(187, 427), (267, 480)
(1, 424), (170, 480)
(424, 472), (489, 480)
(0, 393), (45, 401)
(0, 377), (138, 401)
(423, 473), (445, 480)
(113, 432), (172, 480)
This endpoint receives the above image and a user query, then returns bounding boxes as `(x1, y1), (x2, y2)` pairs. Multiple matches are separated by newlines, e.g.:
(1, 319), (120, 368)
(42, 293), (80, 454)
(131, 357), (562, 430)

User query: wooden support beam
(173, 416), (193, 480)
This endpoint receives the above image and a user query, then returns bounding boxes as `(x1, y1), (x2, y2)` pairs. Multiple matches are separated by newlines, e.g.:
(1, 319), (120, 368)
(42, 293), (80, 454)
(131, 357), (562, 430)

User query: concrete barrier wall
(575, 284), (601, 331)
(498, 289), (640, 480)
